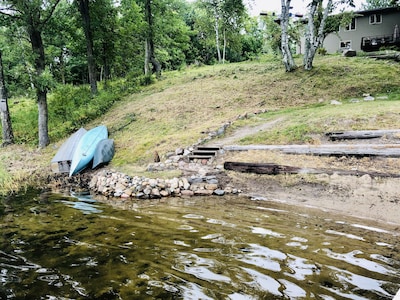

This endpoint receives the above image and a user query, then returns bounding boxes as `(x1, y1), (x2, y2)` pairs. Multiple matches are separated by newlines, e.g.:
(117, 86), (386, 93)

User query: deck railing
(361, 33), (400, 51)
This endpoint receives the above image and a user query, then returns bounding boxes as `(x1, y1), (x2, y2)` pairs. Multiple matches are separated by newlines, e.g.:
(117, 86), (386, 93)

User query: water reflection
(0, 190), (399, 299)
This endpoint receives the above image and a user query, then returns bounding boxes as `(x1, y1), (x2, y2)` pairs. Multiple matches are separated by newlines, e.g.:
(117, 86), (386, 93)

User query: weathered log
(368, 54), (400, 61)
(326, 129), (400, 141)
(223, 144), (400, 157)
(224, 161), (400, 178)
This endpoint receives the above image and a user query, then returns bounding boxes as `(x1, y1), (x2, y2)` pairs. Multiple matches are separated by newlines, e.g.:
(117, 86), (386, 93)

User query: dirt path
(206, 117), (285, 146)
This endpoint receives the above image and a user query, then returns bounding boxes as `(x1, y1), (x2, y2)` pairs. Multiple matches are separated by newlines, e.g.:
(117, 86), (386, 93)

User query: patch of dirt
(208, 118), (285, 146)
(210, 125), (400, 227)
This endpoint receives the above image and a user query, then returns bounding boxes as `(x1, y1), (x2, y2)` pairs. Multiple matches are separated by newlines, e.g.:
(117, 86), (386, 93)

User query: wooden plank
(224, 161), (400, 178)
(223, 144), (400, 157)
(188, 155), (214, 160)
(326, 129), (400, 141)
(196, 146), (221, 151)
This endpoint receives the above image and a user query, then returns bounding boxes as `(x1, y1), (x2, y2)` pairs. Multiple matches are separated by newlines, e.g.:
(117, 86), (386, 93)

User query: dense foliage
(0, 0), (266, 145)
(0, 0), (397, 145)
(0, 0), (262, 98)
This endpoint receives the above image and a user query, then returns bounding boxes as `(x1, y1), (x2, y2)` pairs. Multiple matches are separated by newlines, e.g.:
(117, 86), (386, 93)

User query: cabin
(323, 7), (400, 53)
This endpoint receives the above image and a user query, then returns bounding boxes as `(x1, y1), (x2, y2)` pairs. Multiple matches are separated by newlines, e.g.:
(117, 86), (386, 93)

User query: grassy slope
(1, 54), (400, 192)
(103, 55), (400, 173)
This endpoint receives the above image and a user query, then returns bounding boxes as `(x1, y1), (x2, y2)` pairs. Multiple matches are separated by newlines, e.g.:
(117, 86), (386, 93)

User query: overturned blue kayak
(92, 138), (115, 169)
(51, 128), (87, 173)
(69, 125), (108, 176)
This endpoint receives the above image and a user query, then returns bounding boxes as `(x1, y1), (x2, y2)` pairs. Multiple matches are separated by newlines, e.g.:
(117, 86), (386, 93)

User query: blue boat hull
(92, 139), (115, 169)
(69, 125), (108, 176)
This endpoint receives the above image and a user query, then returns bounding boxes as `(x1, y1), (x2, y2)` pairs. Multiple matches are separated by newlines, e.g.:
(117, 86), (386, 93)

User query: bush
(48, 84), (120, 141)
(317, 48), (327, 55)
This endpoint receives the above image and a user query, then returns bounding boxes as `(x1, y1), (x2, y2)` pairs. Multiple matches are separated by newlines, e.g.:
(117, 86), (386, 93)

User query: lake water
(1, 189), (399, 299)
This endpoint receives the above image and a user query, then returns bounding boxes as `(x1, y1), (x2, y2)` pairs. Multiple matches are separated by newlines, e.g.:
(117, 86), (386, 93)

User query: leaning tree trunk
(0, 50), (14, 146)
(280, 0), (296, 72)
(29, 26), (50, 148)
(78, 0), (98, 95)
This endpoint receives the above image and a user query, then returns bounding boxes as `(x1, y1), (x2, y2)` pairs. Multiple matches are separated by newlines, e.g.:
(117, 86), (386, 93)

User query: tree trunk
(214, 11), (222, 63)
(144, 39), (150, 76)
(144, 0), (161, 78)
(102, 41), (111, 82)
(37, 90), (49, 148)
(59, 49), (66, 85)
(280, 0), (296, 72)
(78, 0), (98, 95)
(0, 50), (14, 146)
(303, 0), (331, 70)
(28, 25), (50, 148)
(222, 29), (226, 64)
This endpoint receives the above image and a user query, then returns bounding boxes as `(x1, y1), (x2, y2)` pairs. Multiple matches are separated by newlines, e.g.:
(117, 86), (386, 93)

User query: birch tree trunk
(0, 50), (14, 146)
(280, 0), (296, 72)
(214, 13), (222, 63)
(303, 0), (332, 70)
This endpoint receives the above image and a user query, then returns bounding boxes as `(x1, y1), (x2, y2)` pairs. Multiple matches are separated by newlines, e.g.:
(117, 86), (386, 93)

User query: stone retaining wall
(89, 169), (239, 199)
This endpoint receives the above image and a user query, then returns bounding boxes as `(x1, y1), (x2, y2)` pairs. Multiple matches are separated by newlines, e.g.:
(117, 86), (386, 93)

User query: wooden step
(191, 150), (218, 156)
(196, 146), (221, 151)
(188, 146), (221, 160)
(188, 155), (214, 160)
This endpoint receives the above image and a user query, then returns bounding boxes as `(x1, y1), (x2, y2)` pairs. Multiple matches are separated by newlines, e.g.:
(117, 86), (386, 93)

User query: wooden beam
(223, 144), (400, 157)
(326, 129), (400, 141)
(224, 161), (400, 178)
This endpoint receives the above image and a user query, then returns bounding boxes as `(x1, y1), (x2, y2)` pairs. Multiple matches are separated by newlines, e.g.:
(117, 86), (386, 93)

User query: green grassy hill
(102, 55), (400, 173)
(1, 54), (400, 193)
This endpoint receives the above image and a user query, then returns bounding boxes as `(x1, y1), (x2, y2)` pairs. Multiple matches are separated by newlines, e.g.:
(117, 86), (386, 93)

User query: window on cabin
(345, 18), (356, 31)
(340, 40), (352, 49)
(369, 14), (382, 24)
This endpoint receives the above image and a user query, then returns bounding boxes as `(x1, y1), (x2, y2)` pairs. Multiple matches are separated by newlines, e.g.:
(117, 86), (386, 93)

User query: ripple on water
(236, 243), (286, 272)
(250, 226), (285, 238)
(58, 200), (103, 214)
(241, 267), (282, 296)
(179, 282), (214, 300)
(325, 229), (365, 241)
(327, 266), (394, 299)
(206, 218), (236, 227)
(323, 249), (398, 276)
(279, 279), (307, 299)
(285, 254), (318, 281)
(182, 214), (205, 219)
(173, 253), (231, 283)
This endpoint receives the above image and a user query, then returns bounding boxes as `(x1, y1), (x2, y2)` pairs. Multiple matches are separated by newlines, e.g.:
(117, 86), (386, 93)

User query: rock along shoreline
(89, 168), (238, 199)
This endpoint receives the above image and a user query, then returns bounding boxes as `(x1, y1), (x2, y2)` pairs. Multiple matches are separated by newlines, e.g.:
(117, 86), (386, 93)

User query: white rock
(330, 100), (342, 105)
(363, 95), (375, 101)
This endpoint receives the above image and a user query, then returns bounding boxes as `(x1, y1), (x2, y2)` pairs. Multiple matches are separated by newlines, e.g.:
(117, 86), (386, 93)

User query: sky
(246, 0), (365, 16)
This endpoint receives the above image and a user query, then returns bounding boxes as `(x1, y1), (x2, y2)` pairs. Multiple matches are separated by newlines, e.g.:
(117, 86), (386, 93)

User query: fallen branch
(224, 161), (400, 178)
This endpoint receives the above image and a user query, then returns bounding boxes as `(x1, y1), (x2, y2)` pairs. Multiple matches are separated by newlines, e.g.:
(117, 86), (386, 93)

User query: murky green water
(1, 189), (399, 299)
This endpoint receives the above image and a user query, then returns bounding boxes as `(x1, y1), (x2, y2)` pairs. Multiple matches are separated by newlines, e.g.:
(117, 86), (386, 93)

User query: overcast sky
(246, 0), (365, 16)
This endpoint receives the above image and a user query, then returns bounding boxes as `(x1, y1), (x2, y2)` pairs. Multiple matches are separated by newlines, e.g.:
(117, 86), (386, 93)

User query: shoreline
(46, 161), (400, 230)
